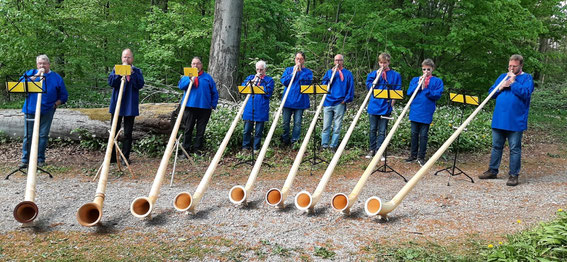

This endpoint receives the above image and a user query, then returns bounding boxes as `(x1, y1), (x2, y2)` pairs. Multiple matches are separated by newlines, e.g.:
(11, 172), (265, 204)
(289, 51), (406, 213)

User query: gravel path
(1, 140), (566, 260)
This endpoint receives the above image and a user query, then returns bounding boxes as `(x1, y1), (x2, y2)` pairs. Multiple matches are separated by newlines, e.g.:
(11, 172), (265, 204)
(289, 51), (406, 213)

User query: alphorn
(265, 68), (336, 208)
(173, 90), (252, 213)
(77, 67), (128, 226)
(130, 77), (194, 218)
(331, 73), (427, 215)
(364, 76), (510, 218)
(228, 69), (298, 205)
(13, 72), (44, 224)
(295, 67), (383, 212)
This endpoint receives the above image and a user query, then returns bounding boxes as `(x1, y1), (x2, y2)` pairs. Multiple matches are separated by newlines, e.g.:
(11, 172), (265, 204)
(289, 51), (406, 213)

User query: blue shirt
(178, 72), (219, 109)
(280, 66), (313, 109)
(21, 69), (68, 115)
(366, 70), (402, 116)
(242, 75), (274, 122)
(322, 68), (354, 107)
(489, 73), (534, 131)
(407, 76), (444, 124)
(108, 66), (145, 116)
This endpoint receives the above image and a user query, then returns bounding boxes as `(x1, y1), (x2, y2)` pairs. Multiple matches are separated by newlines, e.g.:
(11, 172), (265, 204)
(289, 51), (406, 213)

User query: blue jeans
(369, 114), (389, 151)
(242, 121), (265, 150)
(281, 107), (304, 144)
(410, 121), (430, 159)
(22, 107), (56, 164)
(321, 103), (346, 148)
(488, 128), (523, 176)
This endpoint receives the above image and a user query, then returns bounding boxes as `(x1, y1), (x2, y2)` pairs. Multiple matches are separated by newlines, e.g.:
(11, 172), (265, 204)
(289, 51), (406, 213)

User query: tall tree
(208, 0), (244, 101)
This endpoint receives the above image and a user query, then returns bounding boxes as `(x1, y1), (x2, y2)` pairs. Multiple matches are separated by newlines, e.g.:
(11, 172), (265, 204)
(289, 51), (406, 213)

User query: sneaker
(18, 162), (28, 168)
(330, 147), (338, 152)
(365, 150), (376, 159)
(253, 149), (259, 154)
(405, 156), (416, 162)
(506, 175), (519, 186)
(380, 156), (385, 161)
(417, 158), (425, 166)
(479, 170), (497, 179)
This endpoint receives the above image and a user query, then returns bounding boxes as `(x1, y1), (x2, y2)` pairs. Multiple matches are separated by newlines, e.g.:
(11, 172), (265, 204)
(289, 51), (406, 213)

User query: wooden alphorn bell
(76, 65), (130, 226)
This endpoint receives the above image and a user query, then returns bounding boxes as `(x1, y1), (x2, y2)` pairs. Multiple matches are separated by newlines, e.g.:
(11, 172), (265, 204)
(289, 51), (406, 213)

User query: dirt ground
(1, 128), (566, 260)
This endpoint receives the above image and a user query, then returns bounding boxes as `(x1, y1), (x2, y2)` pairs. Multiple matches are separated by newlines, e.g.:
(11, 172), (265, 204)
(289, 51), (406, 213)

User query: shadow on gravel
(94, 213), (126, 234)
(145, 210), (172, 226)
(189, 207), (213, 220)
(274, 204), (295, 213)
(242, 199), (262, 210)
(306, 206), (329, 216)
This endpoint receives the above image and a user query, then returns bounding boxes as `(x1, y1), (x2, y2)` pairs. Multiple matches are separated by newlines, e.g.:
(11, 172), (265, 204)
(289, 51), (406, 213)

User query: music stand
(233, 79), (267, 167)
(300, 82), (328, 174)
(371, 84), (407, 182)
(434, 92), (477, 185)
(5, 74), (53, 179)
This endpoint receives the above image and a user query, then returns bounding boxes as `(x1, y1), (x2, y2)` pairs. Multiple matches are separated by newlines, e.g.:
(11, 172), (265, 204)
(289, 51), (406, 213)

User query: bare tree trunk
(208, 0), (244, 102)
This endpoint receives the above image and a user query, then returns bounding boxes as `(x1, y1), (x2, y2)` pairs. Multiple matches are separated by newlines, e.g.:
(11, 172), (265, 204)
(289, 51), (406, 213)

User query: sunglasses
(421, 68), (432, 72)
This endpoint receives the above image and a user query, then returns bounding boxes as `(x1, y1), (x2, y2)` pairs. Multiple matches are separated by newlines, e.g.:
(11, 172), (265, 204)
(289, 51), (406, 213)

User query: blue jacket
(242, 75), (274, 122)
(489, 73), (534, 131)
(280, 66), (313, 109)
(108, 66), (145, 116)
(366, 70), (402, 116)
(178, 72), (219, 109)
(407, 76), (444, 124)
(21, 69), (68, 115)
(322, 68), (354, 107)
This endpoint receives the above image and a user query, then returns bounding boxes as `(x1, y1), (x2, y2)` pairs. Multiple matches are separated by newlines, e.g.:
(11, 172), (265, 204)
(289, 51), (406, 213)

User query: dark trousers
(110, 115), (135, 162)
(182, 107), (212, 152)
(410, 121), (430, 159)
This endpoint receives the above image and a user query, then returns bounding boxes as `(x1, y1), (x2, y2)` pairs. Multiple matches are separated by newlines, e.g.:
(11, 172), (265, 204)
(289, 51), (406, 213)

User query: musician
(20, 54), (68, 168)
(107, 48), (145, 164)
(280, 52), (313, 146)
(178, 56), (219, 155)
(405, 59), (444, 166)
(241, 60), (274, 153)
(479, 54), (534, 186)
(321, 54), (354, 151)
(365, 53), (402, 159)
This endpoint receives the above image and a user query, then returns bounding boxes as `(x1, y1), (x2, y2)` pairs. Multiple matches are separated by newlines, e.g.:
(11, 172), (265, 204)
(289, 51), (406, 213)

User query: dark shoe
(330, 147), (337, 152)
(365, 150), (376, 159)
(38, 162), (46, 168)
(417, 158), (426, 166)
(121, 158), (132, 166)
(177, 153), (188, 160)
(506, 175), (519, 186)
(479, 170), (498, 179)
(405, 156), (416, 162)
(19, 162), (28, 168)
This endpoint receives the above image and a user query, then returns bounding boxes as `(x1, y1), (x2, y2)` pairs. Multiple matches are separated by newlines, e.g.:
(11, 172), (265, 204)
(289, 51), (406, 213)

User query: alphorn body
(332, 74), (427, 215)
(229, 70), (297, 205)
(265, 68), (336, 208)
(365, 76), (509, 218)
(77, 73), (127, 226)
(13, 73), (44, 224)
(130, 78), (194, 218)
(295, 68), (383, 212)
(173, 93), (251, 213)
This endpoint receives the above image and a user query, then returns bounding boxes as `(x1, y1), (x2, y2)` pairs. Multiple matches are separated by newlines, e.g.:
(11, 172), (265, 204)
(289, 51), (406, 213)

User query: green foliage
(362, 240), (477, 261)
(314, 246), (336, 259)
(133, 133), (168, 157)
(483, 209), (567, 261)
(70, 128), (105, 150)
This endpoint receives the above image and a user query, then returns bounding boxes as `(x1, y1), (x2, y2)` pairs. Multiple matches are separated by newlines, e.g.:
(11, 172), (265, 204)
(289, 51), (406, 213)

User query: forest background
(1, 0), (566, 102)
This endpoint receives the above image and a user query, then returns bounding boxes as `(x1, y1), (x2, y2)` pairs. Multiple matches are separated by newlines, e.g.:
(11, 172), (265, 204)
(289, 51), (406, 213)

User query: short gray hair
(422, 58), (435, 69)
(509, 54), (524, 65)
(256, 60), (267, 69)
(36, 54), (50, 64)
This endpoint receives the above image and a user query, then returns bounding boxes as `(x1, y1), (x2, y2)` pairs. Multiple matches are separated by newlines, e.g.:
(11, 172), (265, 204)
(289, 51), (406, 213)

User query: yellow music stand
(6, 75), (44, 94)
(373, 89), (404, 100)
(449, 93), (479, 105)
(114, 65), (132, 76)
(300, 84), (328, 94)
(183, 67), (198, 77)
(434, 91), (477, 185)
(238, 85), (266, 95)
(234, 79), (267, 167)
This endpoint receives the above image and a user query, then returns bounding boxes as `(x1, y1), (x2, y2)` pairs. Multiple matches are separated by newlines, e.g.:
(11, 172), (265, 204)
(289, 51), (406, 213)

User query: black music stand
(5, 74), (53, 179)
(371, 83), (406, 182)
(299, 81), (328, 174)
(234, 78), (268, 167)
(434, 92), (476, 186)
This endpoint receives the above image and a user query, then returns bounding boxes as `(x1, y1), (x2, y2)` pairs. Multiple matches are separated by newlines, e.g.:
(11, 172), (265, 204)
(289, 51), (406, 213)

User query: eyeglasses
(334, 59), (343, 61)
(422, 68), (432, 72)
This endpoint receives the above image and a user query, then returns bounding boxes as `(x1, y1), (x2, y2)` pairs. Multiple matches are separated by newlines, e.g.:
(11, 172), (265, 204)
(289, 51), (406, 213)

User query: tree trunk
(208, 0), (244, 102)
